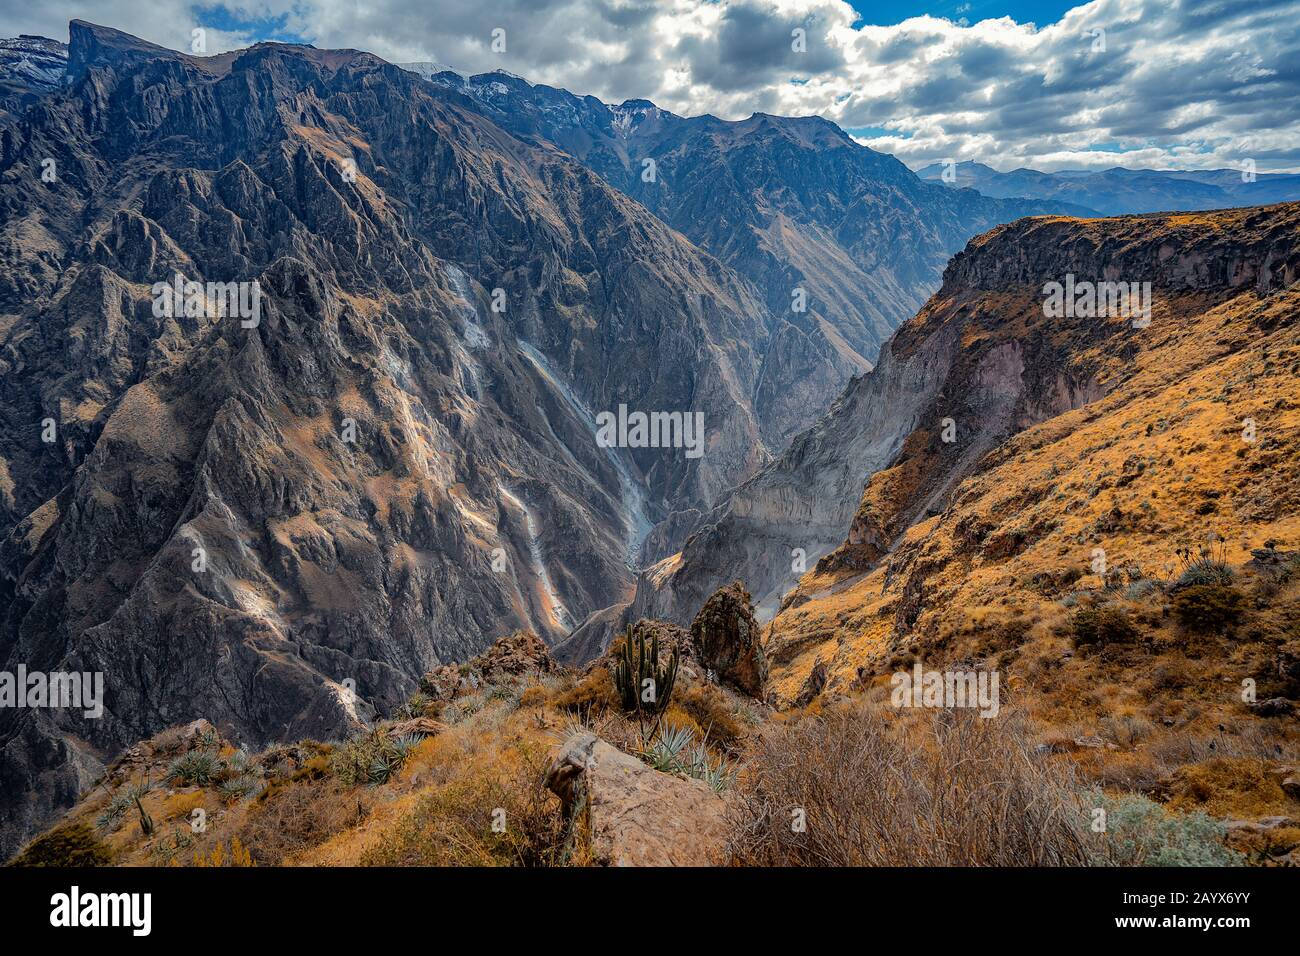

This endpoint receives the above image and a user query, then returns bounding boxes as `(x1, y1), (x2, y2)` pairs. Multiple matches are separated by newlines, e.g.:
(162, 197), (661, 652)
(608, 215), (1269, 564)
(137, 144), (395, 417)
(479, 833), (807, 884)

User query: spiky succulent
(167, 749), (223, 786)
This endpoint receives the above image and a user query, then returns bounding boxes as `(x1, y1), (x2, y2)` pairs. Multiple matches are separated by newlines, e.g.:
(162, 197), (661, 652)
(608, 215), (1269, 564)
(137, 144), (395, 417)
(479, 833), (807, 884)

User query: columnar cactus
(613, 624), (679, 718)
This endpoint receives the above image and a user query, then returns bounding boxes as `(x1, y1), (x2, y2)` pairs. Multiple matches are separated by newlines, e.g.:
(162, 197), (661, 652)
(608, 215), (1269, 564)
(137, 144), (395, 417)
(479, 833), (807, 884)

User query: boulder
(418, 630), (555, 702)
(472, 629), (556, 683)
(690, 582), (768, 697)
(385, 717), (445, 739)
(544, 732), (730, 866)
(418, 665), (466, 702)
(1252, 697), (1295, 718)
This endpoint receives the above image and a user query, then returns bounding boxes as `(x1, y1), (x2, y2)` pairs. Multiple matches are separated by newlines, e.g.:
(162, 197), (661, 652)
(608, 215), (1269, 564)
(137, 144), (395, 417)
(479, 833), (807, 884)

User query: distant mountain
(0, 35), (66, 120)
(0, 20), (790, 854)
(917, 161), (1300, 216)
(412, 68), (1077, 450)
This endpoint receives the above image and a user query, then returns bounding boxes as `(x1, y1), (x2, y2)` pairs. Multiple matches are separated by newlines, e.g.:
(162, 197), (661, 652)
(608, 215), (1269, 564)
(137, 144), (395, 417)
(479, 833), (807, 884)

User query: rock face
(0, 20), (783, 857)
(691, 582), (768, 698)
(544, 731), (730, 866)
(415, 68), (1078, 559)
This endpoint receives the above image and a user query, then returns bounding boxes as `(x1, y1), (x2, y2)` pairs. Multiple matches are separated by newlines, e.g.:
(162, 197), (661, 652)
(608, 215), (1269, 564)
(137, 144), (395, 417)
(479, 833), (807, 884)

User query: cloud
(2, 0), (1297, 172)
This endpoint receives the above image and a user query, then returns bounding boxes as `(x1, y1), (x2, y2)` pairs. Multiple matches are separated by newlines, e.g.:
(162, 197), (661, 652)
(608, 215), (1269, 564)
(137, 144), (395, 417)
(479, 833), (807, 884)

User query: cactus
(134, 793), (154, 837)
(613, 624), (679, 720)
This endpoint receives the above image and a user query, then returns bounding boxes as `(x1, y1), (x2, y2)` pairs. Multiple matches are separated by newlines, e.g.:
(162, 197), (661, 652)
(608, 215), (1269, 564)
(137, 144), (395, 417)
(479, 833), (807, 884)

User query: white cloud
(2, 0), (1297, 172)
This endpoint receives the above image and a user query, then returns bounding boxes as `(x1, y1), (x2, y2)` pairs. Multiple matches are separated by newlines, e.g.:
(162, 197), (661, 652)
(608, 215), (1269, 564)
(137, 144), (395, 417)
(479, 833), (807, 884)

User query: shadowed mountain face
(0, 20), (799, 855)
(410, 68), (1076, 446)
(918, 161), (1300, 217)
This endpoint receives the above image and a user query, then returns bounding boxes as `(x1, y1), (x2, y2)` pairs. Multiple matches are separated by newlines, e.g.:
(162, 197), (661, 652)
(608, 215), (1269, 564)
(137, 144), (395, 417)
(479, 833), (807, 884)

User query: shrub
(1085, 793), (1243, 866)
(552, 668), (617, 718)
(329, 729), (420, 786)
(167, 749), (223, 787)
(234, 774), (363, 865)
(193, 838), (255, 867)
(10, 822), (113, 867)
(727, 704), (1090, 866)
(1170, 541), (1234, 591)
(160, 791), (207, 821)
(1172, 583), (1247, 634)
(395, 692), (433, 720)
(358, 745), (563, 867)
(673, 683), (745, 752)
(517, 684), (548, 709)
(1069, 605), (1140, 647)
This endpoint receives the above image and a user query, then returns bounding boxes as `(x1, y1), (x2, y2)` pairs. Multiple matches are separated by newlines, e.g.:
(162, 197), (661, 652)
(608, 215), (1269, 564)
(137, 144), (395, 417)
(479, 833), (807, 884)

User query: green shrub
(1086, 793), (1243, 866)
(330, 729), (422, 786)
(1172, 583), (1248, 634)
(167, 749), (224, 786)
(1171, 541), (1234, 591)
(1069, 605), (1139, 647)
(1174, 561), (1235, 590)
(9, 821), (113, 867)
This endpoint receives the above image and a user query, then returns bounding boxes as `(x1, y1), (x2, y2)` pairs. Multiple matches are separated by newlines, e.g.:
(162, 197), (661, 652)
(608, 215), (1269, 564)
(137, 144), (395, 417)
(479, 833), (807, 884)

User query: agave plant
(1170, 538), (1234, 591)
(218, 774), (263, 802)
(167, 749), (223, 786)
(95, 791), (133, 832)
(686, 743), (735, 793)
(641, 724), (695, 773)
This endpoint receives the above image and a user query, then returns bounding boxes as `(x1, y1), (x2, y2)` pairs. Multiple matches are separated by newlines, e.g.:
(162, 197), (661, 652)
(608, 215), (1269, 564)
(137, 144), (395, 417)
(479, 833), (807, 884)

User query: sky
(0, 0), (1297, 173)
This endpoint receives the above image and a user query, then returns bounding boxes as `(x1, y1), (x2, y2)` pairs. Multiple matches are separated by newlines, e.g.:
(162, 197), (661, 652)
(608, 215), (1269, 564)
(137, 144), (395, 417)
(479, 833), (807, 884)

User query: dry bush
(159, 791), (207, 821)
(674, 683), (745, 753)
(233, 776), (364, 866)
(358, 739), (564, 866)
(551, 667), (617, 718)
(727, 702), (1091, 866)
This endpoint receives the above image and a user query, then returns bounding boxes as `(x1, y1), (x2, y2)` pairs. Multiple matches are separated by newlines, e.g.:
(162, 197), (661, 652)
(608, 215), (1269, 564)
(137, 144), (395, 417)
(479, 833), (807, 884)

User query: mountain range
(917, 160), (1300, 217)
(0, 20), (1075, 857)
(0, 21), (1297, 864)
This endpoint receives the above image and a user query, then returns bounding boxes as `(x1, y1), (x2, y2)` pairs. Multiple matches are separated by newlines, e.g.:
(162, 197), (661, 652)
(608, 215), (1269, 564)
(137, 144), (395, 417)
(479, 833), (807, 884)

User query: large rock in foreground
(544, 732), (729, 866)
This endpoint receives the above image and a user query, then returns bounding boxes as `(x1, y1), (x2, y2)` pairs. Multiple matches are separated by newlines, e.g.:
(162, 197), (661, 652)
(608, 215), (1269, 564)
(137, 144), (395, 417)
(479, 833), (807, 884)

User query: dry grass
(727, 701), (1091, 866)
(357, 735), (564, 867)
(234, 775), (365, 866)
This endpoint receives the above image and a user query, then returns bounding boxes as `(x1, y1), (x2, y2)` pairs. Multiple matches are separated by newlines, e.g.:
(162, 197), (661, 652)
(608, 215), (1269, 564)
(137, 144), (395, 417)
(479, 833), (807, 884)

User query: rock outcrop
(690, 582), (768, 698)
(544, 731), (730, 866)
